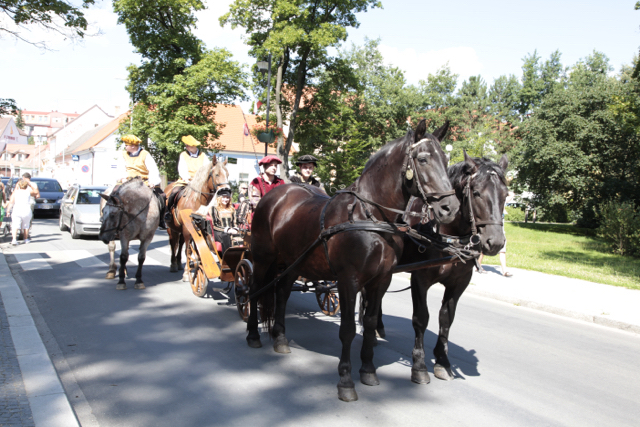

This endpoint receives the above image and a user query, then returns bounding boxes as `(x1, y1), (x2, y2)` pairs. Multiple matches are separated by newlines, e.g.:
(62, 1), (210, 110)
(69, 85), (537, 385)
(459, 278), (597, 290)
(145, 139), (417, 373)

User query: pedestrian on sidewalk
(6, 180), (38, 245)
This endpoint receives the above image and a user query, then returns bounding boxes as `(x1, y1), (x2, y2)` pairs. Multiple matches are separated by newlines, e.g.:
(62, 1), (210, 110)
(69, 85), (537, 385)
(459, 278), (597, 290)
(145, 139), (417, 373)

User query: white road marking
(13, 253), (52, 271)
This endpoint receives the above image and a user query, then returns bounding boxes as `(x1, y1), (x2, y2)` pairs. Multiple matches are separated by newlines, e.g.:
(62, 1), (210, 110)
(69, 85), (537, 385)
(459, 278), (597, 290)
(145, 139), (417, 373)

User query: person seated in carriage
(249, 155), (286, 209)
(115, 134), (167, 229)
(210, 188), (240, 255)
(289, 154), (324, 192)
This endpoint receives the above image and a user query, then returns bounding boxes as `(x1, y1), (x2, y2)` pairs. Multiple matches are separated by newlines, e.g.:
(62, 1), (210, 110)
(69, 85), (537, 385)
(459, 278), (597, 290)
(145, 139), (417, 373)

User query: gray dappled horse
(99, 177), (160, 290)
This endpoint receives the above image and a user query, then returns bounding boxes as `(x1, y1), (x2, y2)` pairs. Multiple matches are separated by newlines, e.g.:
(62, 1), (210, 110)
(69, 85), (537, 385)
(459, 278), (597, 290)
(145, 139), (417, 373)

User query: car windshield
(35, 180), (63, 192)
(77, 190), (103, 204)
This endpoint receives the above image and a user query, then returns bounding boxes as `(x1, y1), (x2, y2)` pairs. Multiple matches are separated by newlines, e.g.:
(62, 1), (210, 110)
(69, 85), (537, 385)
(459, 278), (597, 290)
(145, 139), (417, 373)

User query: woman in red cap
(249, 155), (286, 208)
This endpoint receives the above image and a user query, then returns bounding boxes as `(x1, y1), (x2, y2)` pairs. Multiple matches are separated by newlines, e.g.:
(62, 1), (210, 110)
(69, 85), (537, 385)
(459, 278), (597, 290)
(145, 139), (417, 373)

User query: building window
(239, 173), (249, 180)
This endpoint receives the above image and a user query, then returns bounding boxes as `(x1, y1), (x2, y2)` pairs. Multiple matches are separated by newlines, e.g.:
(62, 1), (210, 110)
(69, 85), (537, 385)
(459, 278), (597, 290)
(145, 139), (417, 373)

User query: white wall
(48, 107), (112, 154)
(74, 133), (119, 186)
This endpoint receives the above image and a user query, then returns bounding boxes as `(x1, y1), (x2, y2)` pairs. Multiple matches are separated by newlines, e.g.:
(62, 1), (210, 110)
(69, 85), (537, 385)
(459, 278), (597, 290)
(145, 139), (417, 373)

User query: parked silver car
(59, 185), (108, 238)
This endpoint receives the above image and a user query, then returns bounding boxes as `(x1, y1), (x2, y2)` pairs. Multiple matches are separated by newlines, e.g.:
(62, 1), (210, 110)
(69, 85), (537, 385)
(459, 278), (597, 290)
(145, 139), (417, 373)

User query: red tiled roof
(206, 104), (278, 155)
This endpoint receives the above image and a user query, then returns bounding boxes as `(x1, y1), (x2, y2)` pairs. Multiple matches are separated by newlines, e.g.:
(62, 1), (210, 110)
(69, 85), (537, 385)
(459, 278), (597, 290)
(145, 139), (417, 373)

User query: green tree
(115, 0), (248, 178)
(295, 39), (419, 190)
(518, 50), (565, 117)
(15, 109), (24, 130)
(516, 52), (640, 226)
(0, 98), (17, 115)
(221, 0), (381, 178)
(416, 64), (458, 111)
(1, 0), (95, 48)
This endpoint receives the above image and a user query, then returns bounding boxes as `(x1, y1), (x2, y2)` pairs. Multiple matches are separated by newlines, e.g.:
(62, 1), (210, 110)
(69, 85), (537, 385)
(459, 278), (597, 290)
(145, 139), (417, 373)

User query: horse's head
(454, 153), (509, 255)
(99, 192), (121, 244)
(210, 157), (230, 194)
(405, 120), (459, 224)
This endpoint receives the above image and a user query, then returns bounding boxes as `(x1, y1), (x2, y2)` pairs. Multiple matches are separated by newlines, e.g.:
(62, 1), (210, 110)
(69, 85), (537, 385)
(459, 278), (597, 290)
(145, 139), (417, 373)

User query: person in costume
(210, 188), (239, 255)
(116, 134), (167, 229)
(178, 135), (208, 182)
(290, 154), (324, 191)
(249, 155), (286, 208)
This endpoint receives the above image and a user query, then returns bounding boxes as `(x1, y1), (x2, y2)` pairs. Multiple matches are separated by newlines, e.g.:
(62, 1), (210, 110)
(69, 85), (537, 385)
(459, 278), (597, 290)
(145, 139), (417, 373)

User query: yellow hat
(122, 135), (141, 145)
(181, 135), (201, 147)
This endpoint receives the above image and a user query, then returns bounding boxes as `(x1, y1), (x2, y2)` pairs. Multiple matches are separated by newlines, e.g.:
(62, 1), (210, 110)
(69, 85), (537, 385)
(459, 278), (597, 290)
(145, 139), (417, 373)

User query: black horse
(247, 120), (460, 401)
(396, 153), (509, 384)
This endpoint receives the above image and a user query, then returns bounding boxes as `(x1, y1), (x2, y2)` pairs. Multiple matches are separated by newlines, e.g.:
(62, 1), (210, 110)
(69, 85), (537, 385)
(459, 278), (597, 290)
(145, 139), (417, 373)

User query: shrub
(505, 205), (526, 222)
(597, 201), (640, 257)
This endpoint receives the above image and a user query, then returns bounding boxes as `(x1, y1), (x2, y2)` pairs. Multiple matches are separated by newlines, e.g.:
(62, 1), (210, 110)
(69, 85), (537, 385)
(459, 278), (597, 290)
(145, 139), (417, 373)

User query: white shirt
(177, 149), (200, 182)
(115, 147), (162, 186)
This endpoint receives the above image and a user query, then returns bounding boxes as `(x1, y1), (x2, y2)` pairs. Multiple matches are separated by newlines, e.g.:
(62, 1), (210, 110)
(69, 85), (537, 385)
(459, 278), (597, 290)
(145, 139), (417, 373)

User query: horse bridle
(401, 137), (455, 216)
(101, 192), (153, 234)
(464, 170), (504, 238)
(186, 164), (230, 200)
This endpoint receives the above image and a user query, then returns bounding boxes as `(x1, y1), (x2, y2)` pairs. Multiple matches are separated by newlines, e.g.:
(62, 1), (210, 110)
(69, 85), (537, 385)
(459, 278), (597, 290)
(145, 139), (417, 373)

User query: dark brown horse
(247, 120), (460, 401)
(164, 157), (230, 280)
(399, 154), (509, 384)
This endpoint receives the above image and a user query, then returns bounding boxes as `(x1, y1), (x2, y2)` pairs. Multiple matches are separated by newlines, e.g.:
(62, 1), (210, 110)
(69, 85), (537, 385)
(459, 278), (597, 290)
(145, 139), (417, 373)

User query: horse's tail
(255, 261), (279, 334)
(358, 289), (366, 329)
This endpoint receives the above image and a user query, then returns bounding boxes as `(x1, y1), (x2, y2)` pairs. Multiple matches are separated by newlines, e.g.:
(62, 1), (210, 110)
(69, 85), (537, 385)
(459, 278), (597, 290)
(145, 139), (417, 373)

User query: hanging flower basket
(251, 123), (284, 144)
(257, 130), (275, 144)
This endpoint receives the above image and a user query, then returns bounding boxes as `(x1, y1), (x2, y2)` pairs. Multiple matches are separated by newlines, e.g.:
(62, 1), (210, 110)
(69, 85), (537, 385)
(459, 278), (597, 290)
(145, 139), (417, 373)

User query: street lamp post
(256, 54), (272, 157)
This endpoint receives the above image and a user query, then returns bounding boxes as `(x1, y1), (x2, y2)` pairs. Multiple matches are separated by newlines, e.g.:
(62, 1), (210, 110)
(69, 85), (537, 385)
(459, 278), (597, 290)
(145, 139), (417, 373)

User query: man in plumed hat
(290, 154), (324, 191)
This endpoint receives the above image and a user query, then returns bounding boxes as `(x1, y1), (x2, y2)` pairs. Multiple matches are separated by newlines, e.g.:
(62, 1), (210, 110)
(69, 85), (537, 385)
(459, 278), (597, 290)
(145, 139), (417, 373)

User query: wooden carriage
(180, 209), (339, 321)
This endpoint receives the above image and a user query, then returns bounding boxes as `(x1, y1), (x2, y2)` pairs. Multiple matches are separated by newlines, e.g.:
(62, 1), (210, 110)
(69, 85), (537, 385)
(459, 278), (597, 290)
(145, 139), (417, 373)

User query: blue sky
(1, 0), (638, 116)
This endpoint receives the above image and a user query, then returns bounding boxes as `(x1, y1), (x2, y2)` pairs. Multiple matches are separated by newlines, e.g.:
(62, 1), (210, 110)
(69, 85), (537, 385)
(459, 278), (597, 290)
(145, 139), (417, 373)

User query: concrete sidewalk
(0, 254), (79, 427)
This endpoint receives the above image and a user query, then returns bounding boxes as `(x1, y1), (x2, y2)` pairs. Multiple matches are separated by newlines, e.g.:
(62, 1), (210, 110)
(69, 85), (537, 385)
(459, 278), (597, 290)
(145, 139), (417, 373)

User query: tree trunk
(275, 51), (287, 182)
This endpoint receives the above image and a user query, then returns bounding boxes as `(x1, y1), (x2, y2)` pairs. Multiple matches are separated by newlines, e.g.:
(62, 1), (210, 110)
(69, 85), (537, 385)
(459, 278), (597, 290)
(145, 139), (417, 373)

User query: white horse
(99, 177), (160, 290)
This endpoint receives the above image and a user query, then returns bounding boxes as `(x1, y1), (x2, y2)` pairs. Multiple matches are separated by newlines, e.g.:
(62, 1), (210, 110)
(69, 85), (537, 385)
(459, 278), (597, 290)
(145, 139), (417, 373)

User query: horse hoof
(273, 336), (291, 354)
(337, 386), (358, 402)
(411, 369), (431, 384)
(376, 328), (386, 339)
(170, 266), (178, 273)
(359, 372), (380, 386)
(434, 364), (453, 381)
(182, 274), (189, 282)
(106, 272), (116, 280)
(134, 282), (146, 290)
(247, 337), (262, 348)
(116, 283), (126, 290)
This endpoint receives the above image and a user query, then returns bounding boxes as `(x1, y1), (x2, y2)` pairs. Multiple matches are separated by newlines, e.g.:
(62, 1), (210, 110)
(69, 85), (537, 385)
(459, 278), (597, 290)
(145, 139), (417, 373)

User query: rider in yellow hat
(117, 134), (167, 229)
(178, 135), (208, 182)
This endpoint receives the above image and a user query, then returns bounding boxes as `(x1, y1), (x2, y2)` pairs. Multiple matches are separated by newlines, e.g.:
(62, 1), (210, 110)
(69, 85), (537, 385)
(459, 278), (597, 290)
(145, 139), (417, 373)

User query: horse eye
(473, 190), (481, 197)
(416, 154), (429, 163)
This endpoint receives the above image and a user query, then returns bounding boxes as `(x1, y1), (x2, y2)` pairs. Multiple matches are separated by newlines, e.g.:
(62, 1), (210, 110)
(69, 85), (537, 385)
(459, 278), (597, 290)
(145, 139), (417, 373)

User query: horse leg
(246, 259), (277, 349)
(182, 234), (190, 282)
(168, 227), (180, 272)
(359, 275), (392, 387)
(117, 240), (129, 290)
(272, 272), (297, 354)
(106, 240), (117, 279)
(433, 280), (470, 381)
(336, 278), (359, 402)
(410, 273), (431, 384)
(134, 239), (151, 290)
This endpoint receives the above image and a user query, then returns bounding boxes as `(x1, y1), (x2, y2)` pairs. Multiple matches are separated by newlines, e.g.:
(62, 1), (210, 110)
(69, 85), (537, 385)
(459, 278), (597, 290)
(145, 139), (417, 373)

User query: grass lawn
(481, 222), (640, 290)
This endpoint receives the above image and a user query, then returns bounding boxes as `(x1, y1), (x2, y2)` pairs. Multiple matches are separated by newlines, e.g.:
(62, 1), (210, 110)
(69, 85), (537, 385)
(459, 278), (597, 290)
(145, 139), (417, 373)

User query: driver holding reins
(116, 134), (167, 229)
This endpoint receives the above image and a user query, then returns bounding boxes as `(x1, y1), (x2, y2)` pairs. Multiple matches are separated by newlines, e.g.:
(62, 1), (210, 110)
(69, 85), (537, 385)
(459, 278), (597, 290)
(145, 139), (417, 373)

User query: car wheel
(70, 217), (80, 239)
(59, 214), (69, 231)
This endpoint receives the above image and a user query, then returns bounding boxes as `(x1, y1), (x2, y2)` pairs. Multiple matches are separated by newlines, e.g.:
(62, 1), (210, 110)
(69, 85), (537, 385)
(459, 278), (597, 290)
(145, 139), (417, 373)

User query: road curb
(0, 252), (80, 427)
(465, 287), (640, 335)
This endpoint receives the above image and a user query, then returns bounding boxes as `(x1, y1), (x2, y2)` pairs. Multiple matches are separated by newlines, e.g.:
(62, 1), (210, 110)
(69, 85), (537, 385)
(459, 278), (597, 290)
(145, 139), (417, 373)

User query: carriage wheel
(187, 240), (208, 298)
(234, 259), (253, 322)
(316, 285), (340, 316)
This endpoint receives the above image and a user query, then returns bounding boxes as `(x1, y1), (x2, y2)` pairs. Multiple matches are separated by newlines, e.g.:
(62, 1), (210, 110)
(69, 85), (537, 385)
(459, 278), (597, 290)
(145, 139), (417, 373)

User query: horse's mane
(183, 161), (214, 203)
(448, 157), (507, 190)
(361, 131), (411, 173)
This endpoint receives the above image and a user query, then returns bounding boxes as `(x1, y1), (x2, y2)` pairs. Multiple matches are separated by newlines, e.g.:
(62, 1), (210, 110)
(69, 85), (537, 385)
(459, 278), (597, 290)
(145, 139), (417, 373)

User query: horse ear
(99, 193), (109, 201)
(464, 151), (479, 173)
(432, 121), (450, 142)
(414, 119), (427, 142)
(499, 154), (509, 171)
(224, 159), (228, 166)
(211, 156), (218, 166)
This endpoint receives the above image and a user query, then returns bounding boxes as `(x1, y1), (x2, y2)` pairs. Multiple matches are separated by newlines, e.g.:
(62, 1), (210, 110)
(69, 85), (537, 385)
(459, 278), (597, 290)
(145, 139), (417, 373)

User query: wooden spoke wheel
(187, 240), (208, 298)
(234, 259), (253, 322)
(316, 284), (340, 316)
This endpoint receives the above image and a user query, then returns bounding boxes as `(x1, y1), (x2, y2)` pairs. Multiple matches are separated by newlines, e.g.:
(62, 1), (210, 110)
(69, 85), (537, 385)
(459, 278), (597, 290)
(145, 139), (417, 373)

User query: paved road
(2, 218), (640, 426)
